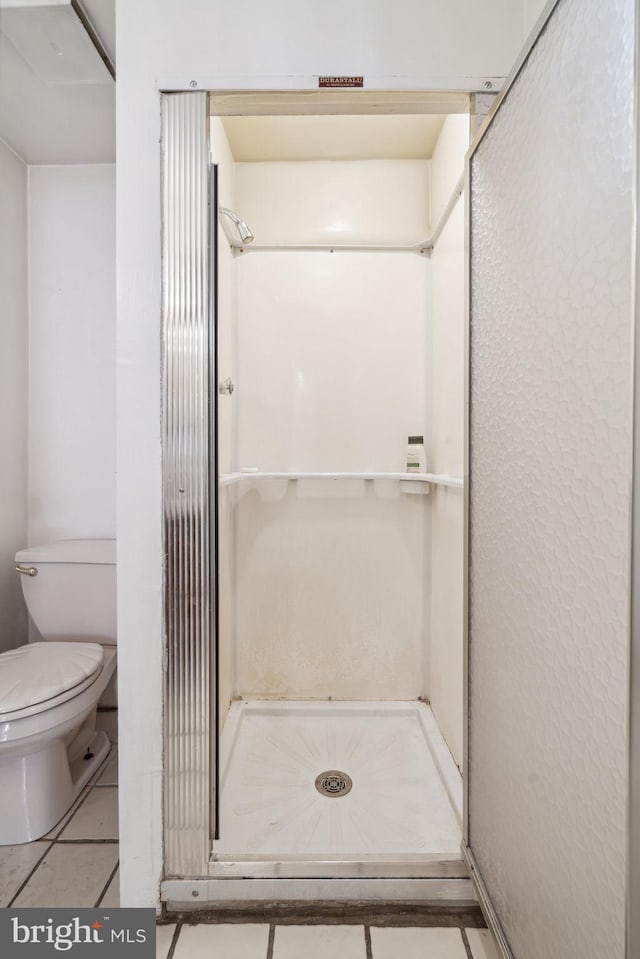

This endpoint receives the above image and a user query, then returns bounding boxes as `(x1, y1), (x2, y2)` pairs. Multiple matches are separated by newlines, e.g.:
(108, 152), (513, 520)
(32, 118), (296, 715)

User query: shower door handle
(219, 377), (234, 395)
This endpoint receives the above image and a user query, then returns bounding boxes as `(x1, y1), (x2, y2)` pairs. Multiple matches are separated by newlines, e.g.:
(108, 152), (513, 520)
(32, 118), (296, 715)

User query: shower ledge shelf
(218, 471), (463, 490)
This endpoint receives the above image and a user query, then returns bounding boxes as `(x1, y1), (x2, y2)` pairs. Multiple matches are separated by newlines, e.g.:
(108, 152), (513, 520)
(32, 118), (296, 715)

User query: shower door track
(161, 875), (477, 910)
(207, 857), (469, 880)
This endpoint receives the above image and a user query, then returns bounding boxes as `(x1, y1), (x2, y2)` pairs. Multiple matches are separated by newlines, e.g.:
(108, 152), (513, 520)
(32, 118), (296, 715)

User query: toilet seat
(0, 642), (104, 723)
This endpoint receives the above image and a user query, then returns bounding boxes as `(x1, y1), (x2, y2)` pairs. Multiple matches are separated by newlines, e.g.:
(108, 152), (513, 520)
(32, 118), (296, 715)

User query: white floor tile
(12, 843), (119, 907)
(156, 924), (176, 959)
(466, 928), (502, 959)
(0, 842), (50, 906)
(370, 927), (468, 959)
(99, 868), (119, 907)
(174, 923), (269, 959)
(59, 786), (119, 840)
(274, 925), (366, 959)
(218, 702), (461, 857)
(95, 748), (118, 786)
(42, 787), (91, 839)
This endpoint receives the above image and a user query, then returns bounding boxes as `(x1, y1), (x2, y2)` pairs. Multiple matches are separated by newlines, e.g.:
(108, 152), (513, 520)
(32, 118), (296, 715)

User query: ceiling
(221, 114), (447, 162)
(0, 0), (116, 164)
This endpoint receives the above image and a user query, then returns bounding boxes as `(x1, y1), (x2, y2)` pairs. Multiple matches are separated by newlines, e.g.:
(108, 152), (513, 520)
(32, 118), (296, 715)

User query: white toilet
(0, 539), (116, 845)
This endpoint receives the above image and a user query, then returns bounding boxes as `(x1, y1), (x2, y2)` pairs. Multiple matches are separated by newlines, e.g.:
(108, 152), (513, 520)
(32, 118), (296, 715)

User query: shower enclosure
(161, 93), (469, 898)
(155, 0), (639, 954)
(213, 117), (467, 885)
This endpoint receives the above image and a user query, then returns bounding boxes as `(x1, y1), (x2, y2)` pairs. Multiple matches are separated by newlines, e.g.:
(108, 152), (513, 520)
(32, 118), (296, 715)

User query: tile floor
(0, 743), (502, 958)
(157, 923), (501, 959)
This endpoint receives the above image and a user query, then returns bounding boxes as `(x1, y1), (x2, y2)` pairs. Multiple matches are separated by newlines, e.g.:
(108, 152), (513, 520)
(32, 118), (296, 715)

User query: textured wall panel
(468, 1), (633, 957)
(161, 92), (212, 876)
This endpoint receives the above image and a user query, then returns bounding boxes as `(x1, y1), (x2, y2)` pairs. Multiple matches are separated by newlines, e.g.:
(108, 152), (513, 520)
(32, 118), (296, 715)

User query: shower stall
(132, 0), (638, 953)
(161, 94), (469, 898)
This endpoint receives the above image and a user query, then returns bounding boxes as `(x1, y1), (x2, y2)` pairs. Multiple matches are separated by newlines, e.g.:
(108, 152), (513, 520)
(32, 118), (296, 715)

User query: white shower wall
(211, 117), (236, 729)
(234, 252), (431, 698)
(427, 116), (468, 768)
(235, 160), (430, 247)
(229, 159), (431, 699)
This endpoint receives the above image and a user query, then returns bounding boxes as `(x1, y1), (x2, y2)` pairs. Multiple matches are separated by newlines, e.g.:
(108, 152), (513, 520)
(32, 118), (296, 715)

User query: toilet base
(0, 731), (111, 845)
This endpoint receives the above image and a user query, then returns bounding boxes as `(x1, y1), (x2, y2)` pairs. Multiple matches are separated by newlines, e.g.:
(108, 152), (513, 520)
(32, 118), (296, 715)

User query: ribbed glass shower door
(161, 91), (217, 878)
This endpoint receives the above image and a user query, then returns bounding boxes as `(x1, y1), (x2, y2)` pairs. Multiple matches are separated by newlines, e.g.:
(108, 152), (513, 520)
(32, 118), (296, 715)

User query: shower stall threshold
(213, 699), (463, 881)
(208, 857), (468, 880)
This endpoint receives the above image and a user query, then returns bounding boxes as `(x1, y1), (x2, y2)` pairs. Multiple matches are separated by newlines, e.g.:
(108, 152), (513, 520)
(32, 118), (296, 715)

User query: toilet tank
(15, 540), (116, 645)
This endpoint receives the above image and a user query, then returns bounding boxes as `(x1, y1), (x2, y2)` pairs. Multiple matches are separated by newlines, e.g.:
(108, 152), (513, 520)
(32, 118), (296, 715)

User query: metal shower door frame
(161, 90), (218, 879)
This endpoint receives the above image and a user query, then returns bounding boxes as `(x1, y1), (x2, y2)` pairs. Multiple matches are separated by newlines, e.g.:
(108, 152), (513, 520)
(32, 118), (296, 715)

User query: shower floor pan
(210, 700), (463, 880)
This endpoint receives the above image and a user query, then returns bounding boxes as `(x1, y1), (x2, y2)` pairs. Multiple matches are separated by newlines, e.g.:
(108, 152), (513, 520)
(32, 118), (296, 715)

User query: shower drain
(315, 770), (353, 798)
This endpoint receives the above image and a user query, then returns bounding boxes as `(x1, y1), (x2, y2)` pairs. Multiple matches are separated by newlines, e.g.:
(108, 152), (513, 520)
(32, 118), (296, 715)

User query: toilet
(0, 539), (116, 845)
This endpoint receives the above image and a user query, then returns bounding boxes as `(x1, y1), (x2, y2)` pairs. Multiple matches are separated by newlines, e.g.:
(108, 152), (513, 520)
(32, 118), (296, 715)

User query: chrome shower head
(219, 206), (254, 245)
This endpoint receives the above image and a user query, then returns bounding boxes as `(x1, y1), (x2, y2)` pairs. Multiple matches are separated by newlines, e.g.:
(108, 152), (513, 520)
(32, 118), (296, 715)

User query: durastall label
(318, 76), (364, 87)
(0, 909), (156, 957)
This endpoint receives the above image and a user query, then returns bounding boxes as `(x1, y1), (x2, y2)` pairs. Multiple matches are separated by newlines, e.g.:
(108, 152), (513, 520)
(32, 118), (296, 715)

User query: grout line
(95, 859), (119, 907)
(460, 928), (475, 959)
(49, 786), (94, 840)
(91, 755), (114, 787)
(7, 842), (54, 907)
(166, 922), (182, 959)
(53, 839), (119, 845)
(266, 924), (276, 959)
(364, 925), (373, 959)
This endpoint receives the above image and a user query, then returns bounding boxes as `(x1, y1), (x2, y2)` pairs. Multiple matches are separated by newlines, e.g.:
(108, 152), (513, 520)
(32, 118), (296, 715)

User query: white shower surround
(232, 246), (431, 701)
(428, 116), (468, 769)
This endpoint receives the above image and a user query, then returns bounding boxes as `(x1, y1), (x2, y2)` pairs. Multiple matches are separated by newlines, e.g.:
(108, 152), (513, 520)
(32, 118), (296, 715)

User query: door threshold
(161, 877), (478, 913)
(208, 857), (468, 880)
(162, 891), (484, 926)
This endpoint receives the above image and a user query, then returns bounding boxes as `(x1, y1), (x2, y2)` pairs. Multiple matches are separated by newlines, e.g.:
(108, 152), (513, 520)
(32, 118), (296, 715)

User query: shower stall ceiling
(212, 111), (467, 865)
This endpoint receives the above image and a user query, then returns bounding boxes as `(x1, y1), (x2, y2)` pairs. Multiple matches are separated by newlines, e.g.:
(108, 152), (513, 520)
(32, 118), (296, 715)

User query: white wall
(0, 138), (28, 654)
(429, 200), (465, 768)
(428, 115), (468, 768)
(28, 164), (116, 546)
(429, 115), (469, 229)
(116, 0), (535, 907)
(234, 252), (430, 701)
(231, 161), (430, 702)
(235, 161), (429, 246)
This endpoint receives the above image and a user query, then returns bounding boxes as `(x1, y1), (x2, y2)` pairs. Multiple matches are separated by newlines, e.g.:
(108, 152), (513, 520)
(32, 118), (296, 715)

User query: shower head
(218, 206), (254, 245)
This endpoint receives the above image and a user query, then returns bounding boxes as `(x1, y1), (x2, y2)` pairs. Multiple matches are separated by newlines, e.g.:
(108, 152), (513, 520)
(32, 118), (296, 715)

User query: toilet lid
(0, 642), (104, 715)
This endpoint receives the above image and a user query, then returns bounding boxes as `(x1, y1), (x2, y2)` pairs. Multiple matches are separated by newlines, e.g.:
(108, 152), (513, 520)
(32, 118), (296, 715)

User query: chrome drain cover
(315, 770), (353, 798)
